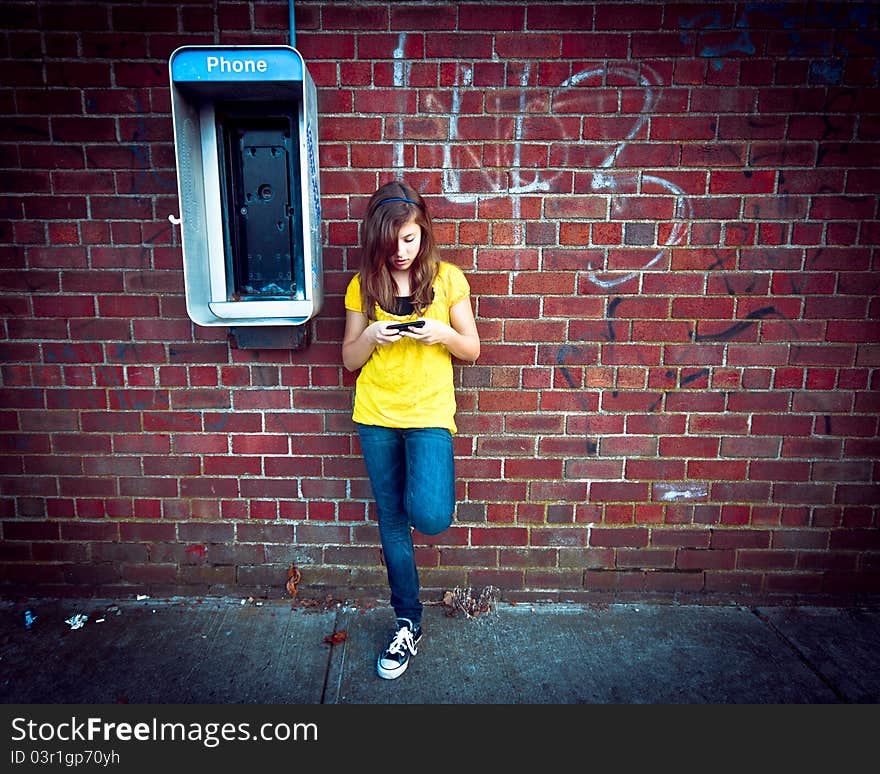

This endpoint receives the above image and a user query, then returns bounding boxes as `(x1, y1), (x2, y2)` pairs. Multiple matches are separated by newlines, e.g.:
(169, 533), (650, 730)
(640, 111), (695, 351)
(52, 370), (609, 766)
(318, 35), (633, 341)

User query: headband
(377, 196), (423, 208)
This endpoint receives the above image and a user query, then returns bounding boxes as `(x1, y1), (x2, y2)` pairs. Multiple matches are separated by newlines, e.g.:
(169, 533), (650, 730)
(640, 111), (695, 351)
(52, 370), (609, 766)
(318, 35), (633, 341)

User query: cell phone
(387, 320), (425, 333)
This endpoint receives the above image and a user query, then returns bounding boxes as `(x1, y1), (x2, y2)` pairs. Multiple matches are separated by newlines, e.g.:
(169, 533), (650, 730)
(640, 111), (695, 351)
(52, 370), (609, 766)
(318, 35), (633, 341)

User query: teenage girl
(342, 179), (480, 679)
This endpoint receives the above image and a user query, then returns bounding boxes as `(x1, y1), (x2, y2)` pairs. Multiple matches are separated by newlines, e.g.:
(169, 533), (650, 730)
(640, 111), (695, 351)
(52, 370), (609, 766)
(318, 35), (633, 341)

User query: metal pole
(289, 0), (296, 48)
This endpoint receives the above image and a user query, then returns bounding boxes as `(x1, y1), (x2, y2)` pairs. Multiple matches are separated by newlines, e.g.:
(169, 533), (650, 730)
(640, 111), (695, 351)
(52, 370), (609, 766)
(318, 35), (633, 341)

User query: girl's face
(387, 218), (422, 272)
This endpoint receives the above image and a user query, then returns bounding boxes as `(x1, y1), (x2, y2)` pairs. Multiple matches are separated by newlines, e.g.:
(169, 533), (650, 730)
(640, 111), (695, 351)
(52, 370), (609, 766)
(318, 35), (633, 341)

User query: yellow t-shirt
(344, 261), (471, 433)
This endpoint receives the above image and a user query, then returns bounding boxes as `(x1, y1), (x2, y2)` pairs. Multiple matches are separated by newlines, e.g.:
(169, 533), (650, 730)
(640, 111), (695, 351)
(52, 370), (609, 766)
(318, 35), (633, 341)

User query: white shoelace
(387, 627), (418, 656)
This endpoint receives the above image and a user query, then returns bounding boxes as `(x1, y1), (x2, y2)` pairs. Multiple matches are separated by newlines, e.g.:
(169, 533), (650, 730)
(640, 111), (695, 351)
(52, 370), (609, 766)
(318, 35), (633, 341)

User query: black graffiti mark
(607, 296), (623, 342)
(112, 342), (161, 363)
(12, 123), (50, 140)
(782, 274), (803, 295)
(651, 369), (700, 413)
(6, 255), (59, 294)
(95, 366), (123, 386)
(605, 297), (624, 397)
(707, 249), (729, 272)
(556, 344), (581, 389)
(555, 344), (599, 455)
(738, 275), (758, 294)
(843, 195), (874, 207)
(824, 415), (832, 435)
(806, 247), (825, 270)
(44, 344), (77, 363)
(651, 368), (710, 414)
(816, 143), (846, 165)
(820, 88), (857, 141)
(692, 306), (778, 342)
(129, 220), (176, 288)
(706, 248), (757, 296)
(147, 221), (172, 244)
(112, 390), (160, 411)
(745, 116), (782, 132)
(823, 88), (858, 113)
(749, 145), (791, 166)
(719, 270), (759, 296)
(779, 169), (839, 196)
(205, 412), (230, 431)
(720, 143), (746, 164)
(679, 368), (711, 387)
(139, 220), (174, 261)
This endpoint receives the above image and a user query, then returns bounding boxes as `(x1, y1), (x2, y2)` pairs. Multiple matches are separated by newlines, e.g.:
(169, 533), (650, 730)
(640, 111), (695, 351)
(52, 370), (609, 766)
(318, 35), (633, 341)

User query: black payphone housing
(216, 103), (306, 303)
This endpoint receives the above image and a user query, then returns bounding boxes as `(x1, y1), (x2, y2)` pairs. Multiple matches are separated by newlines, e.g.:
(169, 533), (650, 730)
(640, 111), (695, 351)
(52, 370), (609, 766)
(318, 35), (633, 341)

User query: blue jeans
(356, 424), (455, 625)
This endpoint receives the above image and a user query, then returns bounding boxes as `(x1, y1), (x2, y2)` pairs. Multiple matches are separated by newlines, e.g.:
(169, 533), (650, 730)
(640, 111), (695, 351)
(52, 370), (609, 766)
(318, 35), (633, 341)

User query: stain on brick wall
(1, 1), (879, 603)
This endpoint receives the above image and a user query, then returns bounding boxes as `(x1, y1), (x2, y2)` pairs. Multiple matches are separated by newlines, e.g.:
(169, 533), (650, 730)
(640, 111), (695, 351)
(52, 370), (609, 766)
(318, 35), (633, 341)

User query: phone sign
(171, 48), (304, 82)
(206, 55), (268, 74)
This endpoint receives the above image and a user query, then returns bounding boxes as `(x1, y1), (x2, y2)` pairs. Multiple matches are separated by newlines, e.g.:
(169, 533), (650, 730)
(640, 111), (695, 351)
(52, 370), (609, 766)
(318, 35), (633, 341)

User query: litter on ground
(64, 613), (88, 630)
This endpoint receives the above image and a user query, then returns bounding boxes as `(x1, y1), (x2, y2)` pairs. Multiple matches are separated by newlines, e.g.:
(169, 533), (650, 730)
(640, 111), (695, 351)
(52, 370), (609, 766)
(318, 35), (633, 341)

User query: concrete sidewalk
(2, 595), (879, 704)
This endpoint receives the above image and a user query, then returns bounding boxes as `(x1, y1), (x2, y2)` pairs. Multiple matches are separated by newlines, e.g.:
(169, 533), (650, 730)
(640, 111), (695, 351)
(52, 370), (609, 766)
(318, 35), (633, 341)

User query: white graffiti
(561, 65), (690, 288)
(391, 34), (692, 288)
(443, 63), (475, 202)
(392, 32), (410, 170)
(510, 63), (547, 196)
(656, 484), (710, 502)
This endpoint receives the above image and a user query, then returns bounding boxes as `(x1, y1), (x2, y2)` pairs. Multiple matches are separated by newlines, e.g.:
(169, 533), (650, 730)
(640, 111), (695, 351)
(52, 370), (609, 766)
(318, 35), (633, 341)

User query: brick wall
(1, 1), (879, 604)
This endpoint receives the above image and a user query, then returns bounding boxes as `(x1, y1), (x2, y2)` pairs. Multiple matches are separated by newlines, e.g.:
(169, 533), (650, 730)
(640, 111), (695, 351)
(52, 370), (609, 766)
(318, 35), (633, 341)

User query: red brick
(470, 527), (528, 547)
(425, 32), (493, 58)
(714, 167), (778, 194)
(467, 480), (527, 503)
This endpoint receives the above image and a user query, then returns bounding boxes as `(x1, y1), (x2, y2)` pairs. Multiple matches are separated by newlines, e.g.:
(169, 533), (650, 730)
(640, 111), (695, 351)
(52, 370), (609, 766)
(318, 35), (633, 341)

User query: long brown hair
(358, 180), (439, 320)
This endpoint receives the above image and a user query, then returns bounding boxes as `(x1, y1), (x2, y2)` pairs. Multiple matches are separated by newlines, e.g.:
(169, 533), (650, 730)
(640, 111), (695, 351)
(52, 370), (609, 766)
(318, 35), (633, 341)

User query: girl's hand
(368, 320), (403, 347)
(398, 318), (451, 346)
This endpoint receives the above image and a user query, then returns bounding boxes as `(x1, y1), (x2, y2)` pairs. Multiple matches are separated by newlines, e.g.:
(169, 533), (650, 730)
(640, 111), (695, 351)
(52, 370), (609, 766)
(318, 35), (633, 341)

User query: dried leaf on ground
(323, 629), (347, 645)
(286, 565), (301, 598)
(440, 586), (500, 618)
(295, 594), (339, 613)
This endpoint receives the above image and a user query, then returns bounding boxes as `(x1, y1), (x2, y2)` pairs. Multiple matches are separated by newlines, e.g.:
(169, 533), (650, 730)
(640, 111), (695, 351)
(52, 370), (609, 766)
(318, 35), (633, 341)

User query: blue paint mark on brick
(809, 59), (844, 85)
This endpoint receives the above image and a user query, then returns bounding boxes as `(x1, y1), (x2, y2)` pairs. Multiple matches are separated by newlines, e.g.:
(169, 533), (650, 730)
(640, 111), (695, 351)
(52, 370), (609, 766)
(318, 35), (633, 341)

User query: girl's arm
(342, 309), (400, 372)
(446, 296), (480, 361)
(402, 297), (480, 362)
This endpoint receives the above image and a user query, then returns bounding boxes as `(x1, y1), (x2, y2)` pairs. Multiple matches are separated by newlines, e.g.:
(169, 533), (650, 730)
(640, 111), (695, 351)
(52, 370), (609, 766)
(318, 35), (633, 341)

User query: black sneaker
(377, 617), (422, 679)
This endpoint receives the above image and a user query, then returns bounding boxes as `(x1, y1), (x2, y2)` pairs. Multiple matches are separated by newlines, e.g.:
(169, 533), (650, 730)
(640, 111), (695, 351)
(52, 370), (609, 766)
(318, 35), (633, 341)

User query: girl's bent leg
(404, 427), (455, 536)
